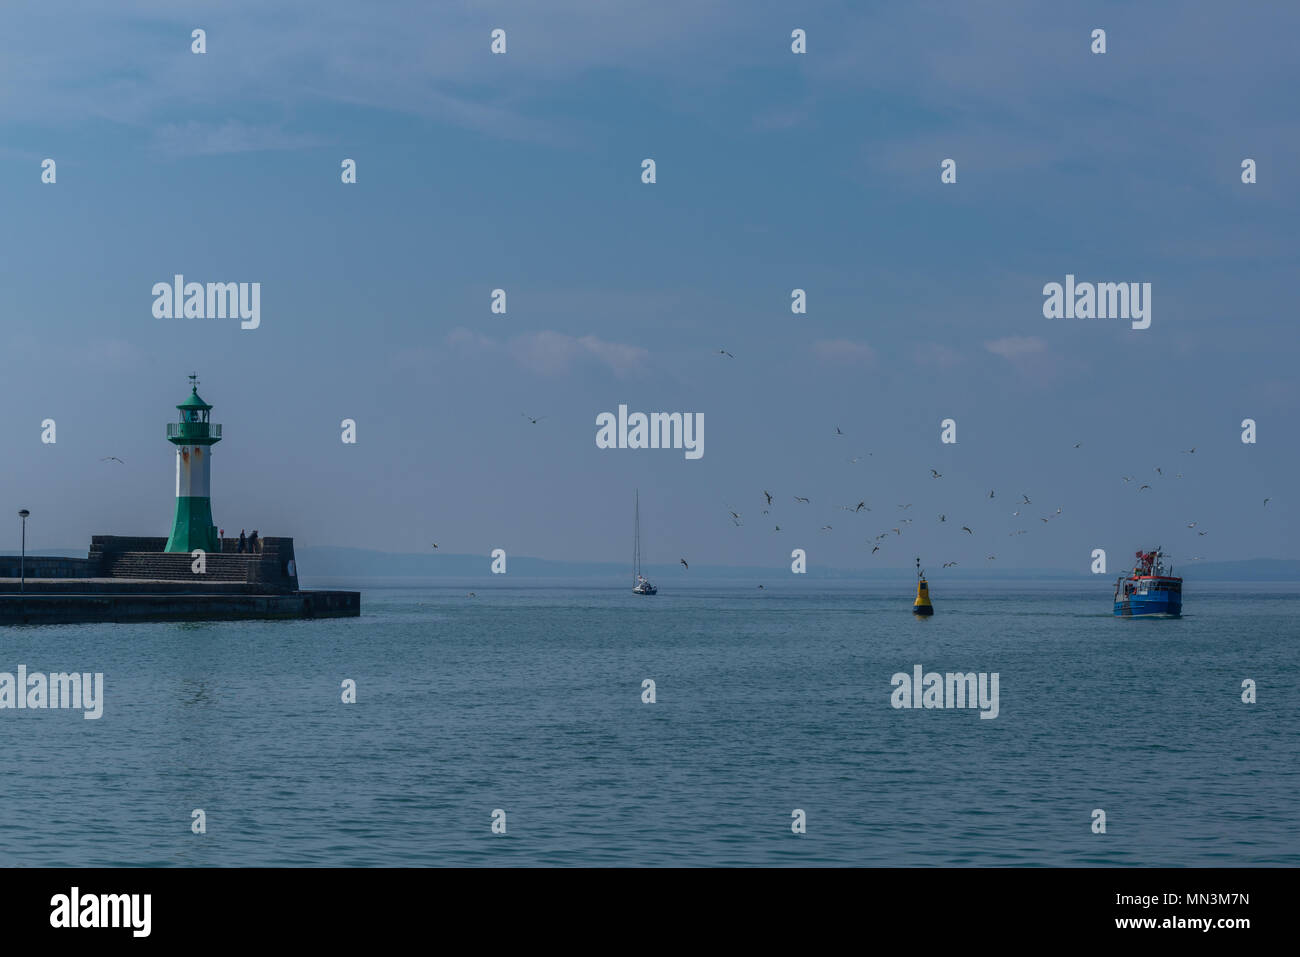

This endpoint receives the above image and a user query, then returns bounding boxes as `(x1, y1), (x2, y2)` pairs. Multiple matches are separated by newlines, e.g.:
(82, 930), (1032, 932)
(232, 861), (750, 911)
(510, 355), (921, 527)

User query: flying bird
(1264, 498), (1271, 507)
(521, 413), (546, 424)
(986, 554), (997, 561)
(1073, 442), (1082, 449)
(943, 561), (958, 567)
(1020, 494), (1031, 504)
(1138, 484), (1151, 491)
(898, 504), (913, 510)
(962, 526), (973, 535)
(930, 469), (942, 478)
(763, 490), (773, 506)
(1186, 522), (1197, 528)
(854, 501), (868, 512)
(430, 543), (438, 549)
(728, 510), (741, 521)
(1121, 476), (1133, 483)
(939, 514), (946, 522)
(718, 349), (735, 358)
(988, 489), (995, 499)
(1181, 448), (1196, 454)
(834, 426), (844, 435)
(101, 456), (125, 464)
(892, 528), (901, 536)
(773, 525), (781, 532)
(872, 545), (881, 554)
(1155, 467), (1163, 477)
(820, 525), (833, 531)
(1198, 531), (1208, 536)
(794, 496), (810, 504)
(680, 558), (689, 569)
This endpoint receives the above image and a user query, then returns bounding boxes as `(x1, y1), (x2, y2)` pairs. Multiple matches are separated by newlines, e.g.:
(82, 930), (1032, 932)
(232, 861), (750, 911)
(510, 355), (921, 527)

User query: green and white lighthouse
(164, 375), (222, 553)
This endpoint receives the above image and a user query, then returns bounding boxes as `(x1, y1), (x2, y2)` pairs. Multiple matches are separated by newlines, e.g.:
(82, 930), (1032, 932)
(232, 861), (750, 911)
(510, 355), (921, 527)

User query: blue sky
(1, 1), (1296, 570)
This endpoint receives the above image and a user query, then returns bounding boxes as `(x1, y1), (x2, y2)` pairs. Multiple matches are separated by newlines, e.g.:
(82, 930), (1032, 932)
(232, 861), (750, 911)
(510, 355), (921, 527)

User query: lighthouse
(164, 375), (222, 553)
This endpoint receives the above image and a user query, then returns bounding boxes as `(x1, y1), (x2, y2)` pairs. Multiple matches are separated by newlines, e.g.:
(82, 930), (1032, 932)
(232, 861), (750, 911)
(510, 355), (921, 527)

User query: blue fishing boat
(1113, 547), (1182, 618)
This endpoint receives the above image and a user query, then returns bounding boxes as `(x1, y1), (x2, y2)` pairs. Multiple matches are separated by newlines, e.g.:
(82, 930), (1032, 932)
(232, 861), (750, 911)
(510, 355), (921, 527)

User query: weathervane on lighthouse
(164, 374), (223, 553)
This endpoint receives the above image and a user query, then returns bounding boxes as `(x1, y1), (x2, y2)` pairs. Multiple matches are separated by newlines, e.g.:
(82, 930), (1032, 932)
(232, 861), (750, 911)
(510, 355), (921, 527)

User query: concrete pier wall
(0, 590), (360, 624)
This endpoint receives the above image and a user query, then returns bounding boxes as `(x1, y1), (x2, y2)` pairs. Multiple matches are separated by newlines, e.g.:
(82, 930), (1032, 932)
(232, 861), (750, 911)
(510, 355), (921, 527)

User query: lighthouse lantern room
(164, 375), (223, 553)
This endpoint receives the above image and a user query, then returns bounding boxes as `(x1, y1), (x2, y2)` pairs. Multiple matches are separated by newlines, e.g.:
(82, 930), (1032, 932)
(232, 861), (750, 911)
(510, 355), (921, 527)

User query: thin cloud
(448, 328), (648, 376)
(985, 336), (1047, 360)
(812, 338), (875, 365)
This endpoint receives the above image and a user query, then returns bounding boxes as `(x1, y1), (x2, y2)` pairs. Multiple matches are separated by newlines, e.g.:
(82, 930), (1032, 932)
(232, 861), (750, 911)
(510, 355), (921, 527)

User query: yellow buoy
(913, 557), (934, 615)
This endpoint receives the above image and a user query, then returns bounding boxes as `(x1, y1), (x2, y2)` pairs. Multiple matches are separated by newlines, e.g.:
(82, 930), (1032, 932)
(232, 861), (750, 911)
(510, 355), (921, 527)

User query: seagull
(1186, 522), (1197, 528)
(430, 543), (438, 549)
(821, 525), (833, 532)
(872, 545), (881, 554)
(718, 349), (735, 358)
(100, 456), (125, 464)
(521, 413), (546, 424)
(1121, 476), (1133, 483)
(761, 509), (770, 515)
(930, 469), (942, 478)
(1020, 494), (1031, 504)
(1055, 507), (1062, 515)
(680, 558), (689, 569)
(1010, 530), (1028, 536)
(1155, 467), (1163, 477)
(986, 554), (996, 561)
(773, 525), (781, 532)
(898, 504), (913, 510)
(1264, 498), (1271, 507)
(962, 526), (973, 535)
(1198, 531), (1208, 536)
(939, 514), (946, 522)
(757, 584), (765, 589)
(943, 561), (958, 567)
(1073, 442), (1082, 449)
(834, 427), (844, 435)
(1175, 473), (1184, 479)
(728, 510), (741, 521)
(1138, 484), (1151, 491)
(1012, 510), (1021, 517)
(988, 489), (995, 499)
(763, 490), (773, 506)
(794, 496), (810, 504)
(1181, 448), (1196, 454)
(1040, 517), (1049, 523)
(892, 528), (901, 536)
(854, 501), (868, 512)
(467, 592), (476, 597)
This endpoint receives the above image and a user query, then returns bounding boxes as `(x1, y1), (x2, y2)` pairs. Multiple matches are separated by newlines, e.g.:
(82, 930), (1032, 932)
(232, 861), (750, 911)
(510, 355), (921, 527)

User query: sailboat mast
(634, 489), (641, 580)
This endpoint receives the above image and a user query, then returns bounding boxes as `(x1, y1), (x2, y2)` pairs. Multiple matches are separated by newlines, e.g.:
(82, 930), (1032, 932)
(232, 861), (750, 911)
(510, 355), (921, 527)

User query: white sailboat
(632, 489), (657, 595)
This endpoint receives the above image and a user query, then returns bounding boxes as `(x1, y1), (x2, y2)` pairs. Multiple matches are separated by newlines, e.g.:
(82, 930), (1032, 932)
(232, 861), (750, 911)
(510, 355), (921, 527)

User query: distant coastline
(23, 546), (1282, 582)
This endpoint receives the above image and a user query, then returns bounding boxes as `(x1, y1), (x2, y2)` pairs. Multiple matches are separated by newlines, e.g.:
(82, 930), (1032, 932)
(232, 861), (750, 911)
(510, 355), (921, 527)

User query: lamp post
(18, 509), (30, 593)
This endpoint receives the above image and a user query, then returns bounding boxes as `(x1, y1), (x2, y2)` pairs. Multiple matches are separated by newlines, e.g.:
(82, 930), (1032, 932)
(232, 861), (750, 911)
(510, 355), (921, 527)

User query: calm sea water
(1, 578), (1296, 867)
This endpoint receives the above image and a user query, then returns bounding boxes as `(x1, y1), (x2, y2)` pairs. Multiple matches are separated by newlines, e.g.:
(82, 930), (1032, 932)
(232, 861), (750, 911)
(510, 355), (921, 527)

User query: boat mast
(634, 489), (641, 581)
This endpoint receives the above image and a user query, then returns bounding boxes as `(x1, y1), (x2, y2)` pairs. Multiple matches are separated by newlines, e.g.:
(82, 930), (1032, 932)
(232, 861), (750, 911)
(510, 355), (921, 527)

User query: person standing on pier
(238, 529), (247, 553)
